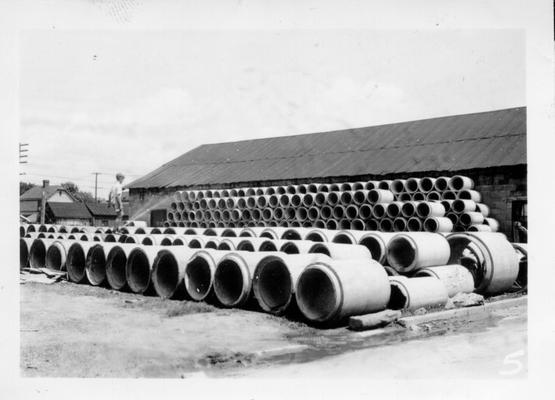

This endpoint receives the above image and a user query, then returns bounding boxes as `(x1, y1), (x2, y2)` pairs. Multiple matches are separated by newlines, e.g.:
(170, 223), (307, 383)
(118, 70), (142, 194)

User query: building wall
(53, 218), (92, 226)
(48, 191), (74, 202)
(129, 165), (526, 238)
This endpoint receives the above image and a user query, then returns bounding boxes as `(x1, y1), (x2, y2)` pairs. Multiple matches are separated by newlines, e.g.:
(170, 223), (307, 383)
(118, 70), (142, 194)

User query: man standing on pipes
(108, 172), (125, 232)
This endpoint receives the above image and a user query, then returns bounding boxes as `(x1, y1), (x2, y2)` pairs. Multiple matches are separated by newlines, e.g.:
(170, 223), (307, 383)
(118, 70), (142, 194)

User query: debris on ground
(446, 292), (485, 309)
(20, 268), (66, 285)
(349, 309), (402, 331)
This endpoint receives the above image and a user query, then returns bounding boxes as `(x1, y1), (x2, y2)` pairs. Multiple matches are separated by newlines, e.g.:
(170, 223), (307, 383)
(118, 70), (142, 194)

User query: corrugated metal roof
(128, 107), (526, 189)
(47, 202), (92, 219)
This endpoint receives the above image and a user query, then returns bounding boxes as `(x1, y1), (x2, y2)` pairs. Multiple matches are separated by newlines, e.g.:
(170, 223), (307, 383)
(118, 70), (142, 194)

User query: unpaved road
(20, 281), (526, 378)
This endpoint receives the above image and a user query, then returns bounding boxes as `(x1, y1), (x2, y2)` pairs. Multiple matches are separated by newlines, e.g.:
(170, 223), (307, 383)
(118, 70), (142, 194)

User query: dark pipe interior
(214, 260), (244, 306)
(257, 259), (291, 310)
(296, 268), (337, 321)
(154, 252), (179, 298)
(186, 256), (212, 299)
(107, 248), (127, 289)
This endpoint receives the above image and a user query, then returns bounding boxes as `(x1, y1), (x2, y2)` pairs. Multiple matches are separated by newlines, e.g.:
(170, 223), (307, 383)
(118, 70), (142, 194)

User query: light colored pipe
(387, 232), (450, 273)
(365, 219), (379, 231)
(326, 219), (338, 230)
(372, 203), (388, 219)
(433, 177), (450, 192)
(85, 242), (122, 286)
(263, 186), (276, 195)
(393, 217), (407, 232)
(356, 232), (397, 264)
(339, 182), (353, 191)
(405, 178), (421, 193)
(364, 180), (380, 190)
(483, 218), (500, 232)
(339, 219), (352, 230)
(308, 242), (371, 260)
(307, 206), (320, 221)
(20, 238), (34, 269)
(426, 191), (441, 201)
(414, 265), (475, 297)
(250, 208), (262, 222)
(296, 207), (309, 222)
(320, 205), (333, 220)
(313, 192), (327, 207)
(285, 184), (297, 194)
(253, 253), (331, 315)
(29, 238), (56, 269)
(184, 249), (227, 301)
(386, 201), (404, 218)
(475, 203), (490, 217)
(411, 192), (426, 201)
(447, 232), (519, 294)
(441, 190), (458, 200)
(217, 238), (236, 251)
(66, 241), (98, 283)
(448, 175), (474, 191)
(460, 212), (485, 226)
(467, 224), (492, 232)
(301, 193), (314, 207)
(314, 220), (326, 229)
(261, 208), (274, 222)
(458, 189), (482, 202)
(379, 218), (394, 232)
(125, 246), (162, 295)
(391, 179), (406, 194)
(332, 205), (345, 220)
(378, 180), (393, 190)
(151, 247), (194, 299)
(416, 201), (445, 218)
(359, 204), (373, 219)
(451, 199), (476, 213)
(423, 217), (454, 233)
(345, 205), (359, 219)
(419, 177), (436, 193)
(339, 191), (354, 206)
(351, 182), (365, 190)
(45, 240), (73, 271)
(445, 212), (459, 225)
(273, 207), (285, 221)
(284, 207), (296, 220)
(304, 228), (331, 242)
(295, 258), (391, 324)
(326, 192), (340, 206)
(297, 184), (308, 194)
(388, 276), (448, 311)
(246, 196), (257, 209)
(401, 201), (419, 218)
(368, 189), (394, 204)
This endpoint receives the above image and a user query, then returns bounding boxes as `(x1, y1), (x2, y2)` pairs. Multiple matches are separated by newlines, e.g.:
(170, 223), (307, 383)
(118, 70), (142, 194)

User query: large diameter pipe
(357, 232), (397, 264)
(20, 238), (35, 269)
(407, 217), (423, 232)
(184, 249), (226, 300)
(460, 212), (485, 226)
(379, 218), (394, 232)
(126, 246), (162, 295)
(253, 253), (331, 315)
(152, 247), (194, 299)
(66, 241), (97, 283)
(452, 199), (477, 213)
(388, 276), (449, 311)
(45, 240), (73, 271)
(447, 232), (519, 295)
(106, 244), (136, 290)
(85, 242), (122, 286)
(414, 265), (475, 297)
(29, 238), (56, 269)
(387, 232), (450, 273)
(295, 258), (391, 324)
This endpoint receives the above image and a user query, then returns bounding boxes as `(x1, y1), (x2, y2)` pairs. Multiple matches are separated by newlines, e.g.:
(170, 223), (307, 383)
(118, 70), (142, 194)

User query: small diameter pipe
(419, 177), (436, 193)
(372, 203), (388, 219)
(393, 217), (407, 232)
(66, 241), (97, 283)
(398, 192), (412, 202)
(414, 265), (475, 297)
(391, 179), (406, 194)
(125, 246), (162, 295)
(326, 219), (338, 230)
(401, 201), (419, 218)
(253, 253), (331, 315)
(416, 201), (445, 218)
(386, 201), (404, 218)
(364, 180), (379, 190)
(152, 247), (194, 299)
(326, 192), (340, 206)
(357, 232), (397, 264)
(405, 178), (421, 193)
(304, 229), (330, 242)
(448, 175), (474, 191)
(452, 199), (476, 213)
(458, 189), (482, 202)
(434, 176), (450, 191)
(460, 212), (485, 226)
(426, 191), (441, 201)
(359, 204), (373, 219)
(295, 258), (391, 324)
(351, 219), (365, 230)
(386, 232), (450, 273)
(378, 180), (393, 190)
(423, 217), (454, 233)
(368, 189), (394, 204)
(307, 207), (320, 221)
(411, 192), (426, 201)
(379, 218), (394, 232)
(387, 276), (448, 311)
(345, 205), (359, 219)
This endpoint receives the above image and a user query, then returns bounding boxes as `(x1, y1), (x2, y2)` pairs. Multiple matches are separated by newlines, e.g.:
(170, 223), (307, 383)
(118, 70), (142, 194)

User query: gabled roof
(85, 202), (117, 217)
(46, 202), (92, 220)
(20, 185), (74, 201)
(127, 107), (526, 190)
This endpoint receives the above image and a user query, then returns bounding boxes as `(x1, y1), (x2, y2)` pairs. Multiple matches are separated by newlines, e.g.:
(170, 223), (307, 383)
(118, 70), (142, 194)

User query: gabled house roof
(46, 202), (92, 220)
(20, 185), (74, 201)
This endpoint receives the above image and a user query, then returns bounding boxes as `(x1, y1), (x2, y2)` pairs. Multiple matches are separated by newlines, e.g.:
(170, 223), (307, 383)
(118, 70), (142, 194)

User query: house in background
(20, 180), (75, 223)
(45, 202), (92, 226)
(85, 202), (129, 226)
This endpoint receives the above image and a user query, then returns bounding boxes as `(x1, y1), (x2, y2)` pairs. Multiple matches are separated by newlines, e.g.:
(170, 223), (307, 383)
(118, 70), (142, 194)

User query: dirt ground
(20, 280), (527, 378)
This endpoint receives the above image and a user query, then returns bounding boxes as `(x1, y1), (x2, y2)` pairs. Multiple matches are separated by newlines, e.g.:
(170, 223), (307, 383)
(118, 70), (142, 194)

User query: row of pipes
(21, 223), (527, 325)
(164, 175), (497, 232)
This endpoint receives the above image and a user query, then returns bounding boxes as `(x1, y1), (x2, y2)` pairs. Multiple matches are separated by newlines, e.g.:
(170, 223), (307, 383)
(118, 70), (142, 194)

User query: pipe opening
(259, 241), (278, 251)
(46, 245), (63, 270)
(420, 178), (435, 192)
(332, 234), (353, 244)
(221, 229), (237, 237)
(106, 248), (127, 289)
(423, 219), (438, 232)
(29, 240), (47, 268)
(387, 283), (408, 310)
(280, 242), (300, 254)
(305, 232), (324, 242)
(67, 245), (87, 282)
(387, 237), (416, 270)
(296, 268), (338, 321)
(359, 237), (383, 261)
(214, 259), (245, 306)
(204, 240), (217, 249)
(186, 256), (212, 300)
(87, 246), (106, 284)
(309, 243), (331, 257)
(20, 240), (29, 269)
(142, 237), (154, 245)
(217, 242), (232, 250)
(160, 238), (173, 246)
(188, 239), (202, 248)
(237, 241), (255, 252)
(281, 230), (302, 240)
(154, 251), (179, 298)
(256, 258), (291, 311)
(127, 250), (151, 293)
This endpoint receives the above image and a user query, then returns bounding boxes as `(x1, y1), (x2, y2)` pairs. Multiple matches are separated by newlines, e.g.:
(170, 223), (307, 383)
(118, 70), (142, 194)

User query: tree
(61, 181), (95, 203)
(20, 182), (36, 196)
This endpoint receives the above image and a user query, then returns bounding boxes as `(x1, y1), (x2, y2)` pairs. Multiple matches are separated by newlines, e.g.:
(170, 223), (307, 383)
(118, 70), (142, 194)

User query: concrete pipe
(259, 227), (280, 240)
(66, 241), (98, 283)
(411, 192), (426, 201)
(280, 240), (323, 255)
(290, 194), (303, 207)
(387, 232), (450, 273)
(387, 276), (448, 311)
(467, 224), (492, 232)
(458, 189), (482, 203)
(359, 204), (373, 219)
(396, 192), (411, 202)
(393, 217), (407, 232)
(326, 219), (338, 230)
(416, 201), (445, 218)
(400, 201), (418, 218)
(445, 212), (459, 226)
(126, 246), (162, 295)
(475, 203), (490, 217)
(295, 258), (391, 324)
(335, 219), (349, 230)
(245, 188), (257, 196)
(448, 175), (474, 191)
(339, 182), (353, 191)
(426, 191), (441, 201)
(372, 203), (388, 219)
(255, 188), (265, 196)
(199, 198), (209, 210)
(320, 205), (333, 220)
(451, 199), (476, 214)
(483, 218), (500, 232)
(123, 234), (143, 244)
(433, 177), (449, 192)
(106, 244), (136, 290)
(405, 178), (421, 193)
(140, 235), (166, 246)
(365, 220), (379, 231)
(263, 186), (276, 195)
(284, 207), (296, 220)
(220, 189), (231, 197)
(275, 186), (286, 195)
(368, 189), (394, 204)
(379, 218), (394, 232)
(330, 229), (360, 244)
(314, 220), (326, 229)
(307, 207), (320, 221)
(184, 249), (227, 301)
(304, 229), (331, 242)
(308, 242), (371, 260)
(285, 184), (298, 194)
(415, 265), (475, 297)
(45, 240), (72, 271)
(423, 217), (454, 233)
(241, 209), (252, 221)
(446, 232), (519, 295)
(313, 192), (327, 207)
(351, 219), (365, 231)
(339, 191), (354, 206)
(229, 209), (241, 222)
(217, 239), (235, 251)
(85, 243), (121, 286)
(306, 183), (325, 193)
(460, 212), (485, 226)
(25, 224), (38, 233)
(441, 190), (458, 200)
(273, 207), (284, 221)
(214, 251), (283, 307)
(332, 205), (345, 220)
(391, 179), (407, 194)
(351, 182), (364, 191)
(250, 208), (262, 222)
(356, 232), (397, 264)
(236, 197), (247, 209)
(419, 177), (436, 193)
(363, 180), (379, 191)
(511, 243), (527, 291)
(326, 192), (340, 206)
(344, 205), (359, 220)
(296, 207), (309, 222)
(378, 180), (393, 190)
(301, 193), (314, 207)
(245, 196), (257, 209)
(151, 247), (194, 299)
(29, 238), (56, 269)
(253, 253), (331, 315)
(386, 201), (404, 219)
(20, 238), (34, 269)
(297, 184), (308, 194)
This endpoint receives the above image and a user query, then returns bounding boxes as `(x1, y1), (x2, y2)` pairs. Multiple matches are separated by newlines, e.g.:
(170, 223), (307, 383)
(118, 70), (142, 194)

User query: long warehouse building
(127, 107), (526, 239)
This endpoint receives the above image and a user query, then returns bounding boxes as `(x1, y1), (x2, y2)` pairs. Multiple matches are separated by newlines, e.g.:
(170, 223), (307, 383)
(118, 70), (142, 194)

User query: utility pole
(19, 143), (28, 176)
(92, 172), (100, 202)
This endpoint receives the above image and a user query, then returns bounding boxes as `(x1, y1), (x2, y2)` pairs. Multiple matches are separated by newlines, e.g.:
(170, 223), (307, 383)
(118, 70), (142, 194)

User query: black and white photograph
(1, 0), (554, 398)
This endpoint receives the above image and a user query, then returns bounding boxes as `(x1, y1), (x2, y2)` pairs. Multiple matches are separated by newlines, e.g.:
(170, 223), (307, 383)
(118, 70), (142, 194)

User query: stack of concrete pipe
(162, 175), (497, 233)
(20, 222), (525, 325)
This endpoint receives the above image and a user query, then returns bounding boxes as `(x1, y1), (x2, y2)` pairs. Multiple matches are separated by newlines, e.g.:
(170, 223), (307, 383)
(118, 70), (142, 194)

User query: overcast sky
(20, 29), (524, 199)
